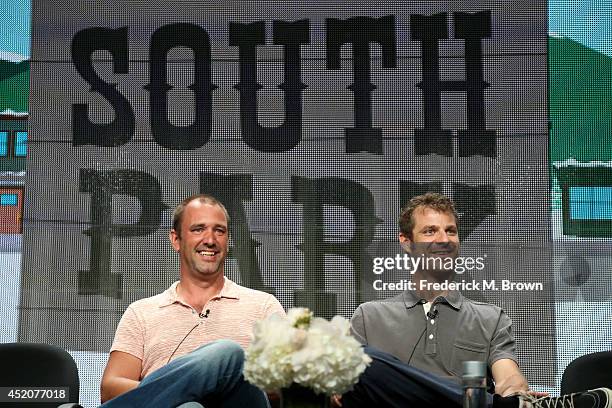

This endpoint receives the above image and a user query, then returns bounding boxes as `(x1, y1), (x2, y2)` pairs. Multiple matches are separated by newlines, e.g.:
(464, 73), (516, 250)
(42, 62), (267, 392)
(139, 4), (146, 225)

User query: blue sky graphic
(0, 0), (610, 59)
(0, 0), (30, 60)
(550, 0), (612, 56)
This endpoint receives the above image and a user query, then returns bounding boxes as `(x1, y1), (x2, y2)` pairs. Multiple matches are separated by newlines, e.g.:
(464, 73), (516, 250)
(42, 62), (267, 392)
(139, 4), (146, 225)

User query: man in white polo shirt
(100, 194), (285, 408)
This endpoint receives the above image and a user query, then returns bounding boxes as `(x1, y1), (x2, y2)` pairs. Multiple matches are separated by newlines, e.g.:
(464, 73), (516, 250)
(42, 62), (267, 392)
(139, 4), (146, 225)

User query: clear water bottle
(462, 361), (487, 408)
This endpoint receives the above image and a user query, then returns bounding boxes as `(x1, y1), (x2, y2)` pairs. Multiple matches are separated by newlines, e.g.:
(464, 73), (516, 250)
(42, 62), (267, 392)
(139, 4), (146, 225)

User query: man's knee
(201, 339), (244, 359)
(190, 340), (245, 372)
(363, 346), (401, 364)
(358, 355), (391, 384)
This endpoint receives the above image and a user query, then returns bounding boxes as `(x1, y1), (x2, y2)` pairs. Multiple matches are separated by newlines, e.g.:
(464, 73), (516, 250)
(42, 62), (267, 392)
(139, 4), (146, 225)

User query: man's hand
(491, 359), (530, 397)
(100, 351), (142, 402)
(330, 394), (342, 407)
(520, 390), (550, 398)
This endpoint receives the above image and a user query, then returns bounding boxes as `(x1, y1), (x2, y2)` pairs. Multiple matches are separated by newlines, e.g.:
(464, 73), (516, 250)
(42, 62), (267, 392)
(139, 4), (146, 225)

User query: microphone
(426, 308), (438, 320)
(199, 309), (210, 319)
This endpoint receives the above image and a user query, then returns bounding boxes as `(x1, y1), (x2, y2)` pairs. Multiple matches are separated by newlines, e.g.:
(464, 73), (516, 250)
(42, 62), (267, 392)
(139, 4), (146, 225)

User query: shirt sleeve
(110, 305), (145, 360)
(262, 294), (286, 318)
(349, 305), (368, 345)
(488, 309), (518, 367)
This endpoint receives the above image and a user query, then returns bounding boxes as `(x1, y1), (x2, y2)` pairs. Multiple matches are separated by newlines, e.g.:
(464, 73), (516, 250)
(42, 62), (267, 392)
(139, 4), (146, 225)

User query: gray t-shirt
(350, 290), (518, 384)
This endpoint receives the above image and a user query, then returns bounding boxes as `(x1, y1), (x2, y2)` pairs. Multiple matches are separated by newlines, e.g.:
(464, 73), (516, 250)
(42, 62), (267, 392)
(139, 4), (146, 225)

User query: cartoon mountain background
(550, 35), (612, 162)
(0, 57), (29, 113)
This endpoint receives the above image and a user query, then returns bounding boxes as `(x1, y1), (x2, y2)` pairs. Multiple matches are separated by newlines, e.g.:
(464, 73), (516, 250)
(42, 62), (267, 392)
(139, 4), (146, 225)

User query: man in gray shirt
(336, 193), (611, 408)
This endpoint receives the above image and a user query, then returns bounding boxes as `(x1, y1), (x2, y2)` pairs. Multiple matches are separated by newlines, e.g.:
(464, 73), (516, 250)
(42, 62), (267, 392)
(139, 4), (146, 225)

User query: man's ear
(398, 232), (412, 253)
(169, 229), (180, 252)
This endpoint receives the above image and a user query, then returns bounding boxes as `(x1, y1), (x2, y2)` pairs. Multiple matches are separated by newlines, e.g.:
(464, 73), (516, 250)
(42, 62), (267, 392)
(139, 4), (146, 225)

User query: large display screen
(6, 0), (566, 405)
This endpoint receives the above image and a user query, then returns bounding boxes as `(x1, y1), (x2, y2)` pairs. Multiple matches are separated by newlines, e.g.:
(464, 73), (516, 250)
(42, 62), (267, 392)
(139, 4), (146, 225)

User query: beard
(183, 248), (226, 277)
(409, 242), (459, 276)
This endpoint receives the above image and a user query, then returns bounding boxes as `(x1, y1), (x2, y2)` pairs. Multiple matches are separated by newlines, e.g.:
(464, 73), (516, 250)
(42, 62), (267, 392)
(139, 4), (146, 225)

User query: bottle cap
(462, 361), (486, 378)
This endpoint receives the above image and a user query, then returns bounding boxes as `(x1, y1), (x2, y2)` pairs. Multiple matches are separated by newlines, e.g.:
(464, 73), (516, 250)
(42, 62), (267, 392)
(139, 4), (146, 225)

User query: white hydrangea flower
(244, 314), (296, 390)
(244, 308), (371, 395)
(291, 317), (371, 394)
(287, 307), (313, 329)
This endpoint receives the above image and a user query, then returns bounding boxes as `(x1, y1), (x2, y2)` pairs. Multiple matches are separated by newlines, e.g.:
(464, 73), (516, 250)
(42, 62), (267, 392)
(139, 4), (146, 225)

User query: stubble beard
(193, 255), (224, 276)
(183, 249), (226, 278)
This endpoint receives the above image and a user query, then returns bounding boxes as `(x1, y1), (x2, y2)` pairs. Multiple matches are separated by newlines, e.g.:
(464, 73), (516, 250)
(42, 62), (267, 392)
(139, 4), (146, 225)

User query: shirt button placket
(425, 317), (438, 355)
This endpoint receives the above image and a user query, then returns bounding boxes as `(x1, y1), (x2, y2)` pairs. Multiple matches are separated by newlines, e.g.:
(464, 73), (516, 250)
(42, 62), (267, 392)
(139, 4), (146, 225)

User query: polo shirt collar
(402, 287), (463, 310)
(402, 289), (423, 309)
(442, 289), (463, 310)
(159, 276), (240, 307)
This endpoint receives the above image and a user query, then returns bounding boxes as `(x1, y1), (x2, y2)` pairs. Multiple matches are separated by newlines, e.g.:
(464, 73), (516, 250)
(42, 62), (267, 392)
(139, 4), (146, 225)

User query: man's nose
(434, 230), (450, 242)
(202, 229), (216, 245)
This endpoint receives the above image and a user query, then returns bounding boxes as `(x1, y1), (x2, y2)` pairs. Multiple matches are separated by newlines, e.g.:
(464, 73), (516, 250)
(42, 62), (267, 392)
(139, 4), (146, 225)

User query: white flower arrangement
(244, 307), (372, 395)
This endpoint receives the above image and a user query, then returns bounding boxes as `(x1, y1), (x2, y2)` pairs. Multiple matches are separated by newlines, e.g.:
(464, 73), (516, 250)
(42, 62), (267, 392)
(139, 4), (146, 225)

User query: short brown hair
(399, 192), (458, 238)
(172, 194), (230, 235)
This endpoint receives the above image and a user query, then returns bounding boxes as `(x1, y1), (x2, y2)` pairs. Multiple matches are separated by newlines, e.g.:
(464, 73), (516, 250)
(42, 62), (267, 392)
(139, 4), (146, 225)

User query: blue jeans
(100, 340), (270, 408)
(342, 346), (494, 408)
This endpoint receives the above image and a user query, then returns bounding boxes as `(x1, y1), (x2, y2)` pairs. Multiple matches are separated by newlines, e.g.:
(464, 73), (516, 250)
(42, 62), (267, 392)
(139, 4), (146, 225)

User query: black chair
(0, 342), (83, 408)
(561, 351), (612, 395)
